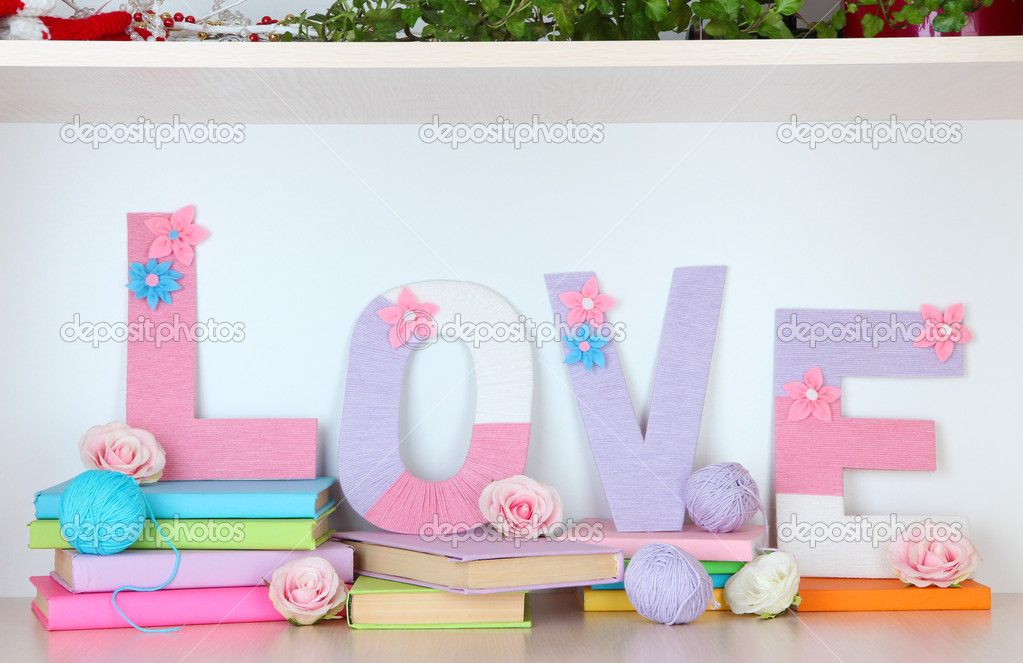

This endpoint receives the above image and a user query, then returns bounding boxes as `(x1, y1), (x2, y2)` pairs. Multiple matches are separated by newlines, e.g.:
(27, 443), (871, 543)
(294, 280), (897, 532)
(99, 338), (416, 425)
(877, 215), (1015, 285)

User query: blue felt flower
(563, 324), (609, 371)
(126, 258), (182, 310)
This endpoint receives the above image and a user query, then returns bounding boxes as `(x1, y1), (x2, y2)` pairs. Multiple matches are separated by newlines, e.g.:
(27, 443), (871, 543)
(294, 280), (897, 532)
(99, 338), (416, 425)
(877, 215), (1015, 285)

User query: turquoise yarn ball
(59, 470), (147, 555)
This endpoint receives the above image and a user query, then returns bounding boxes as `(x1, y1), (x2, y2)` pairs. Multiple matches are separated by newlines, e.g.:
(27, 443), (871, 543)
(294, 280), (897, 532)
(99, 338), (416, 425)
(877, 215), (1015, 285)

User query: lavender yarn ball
(624, 544), (714, 625)
(685, 462), (762, 533)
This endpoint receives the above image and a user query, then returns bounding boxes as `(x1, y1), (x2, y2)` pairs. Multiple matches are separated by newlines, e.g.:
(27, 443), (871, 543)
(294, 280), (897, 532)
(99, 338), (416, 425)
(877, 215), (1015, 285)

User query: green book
(591, 558), (743, 589)
(347, 576), (531, 630)
(27, 508), (333, 551)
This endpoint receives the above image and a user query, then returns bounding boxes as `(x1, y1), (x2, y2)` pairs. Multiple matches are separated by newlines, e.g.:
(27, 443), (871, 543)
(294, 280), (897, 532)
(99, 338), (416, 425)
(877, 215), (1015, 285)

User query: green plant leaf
(860, 12), (884, 36)
(892, 5), (925, 23)
(830, 6), (846, 29)
(741, 0), (763, 23)
(814, 22), (838, 37)
(932, 10), (969, 32)
(775, 0), (804, 16)
(644, 0), (670, 21)
(505, 14), (527, 37)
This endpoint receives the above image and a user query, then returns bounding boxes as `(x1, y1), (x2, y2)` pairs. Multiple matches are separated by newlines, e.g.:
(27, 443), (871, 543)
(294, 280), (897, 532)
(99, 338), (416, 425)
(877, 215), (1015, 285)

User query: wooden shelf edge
(2, 36), (1023, 70)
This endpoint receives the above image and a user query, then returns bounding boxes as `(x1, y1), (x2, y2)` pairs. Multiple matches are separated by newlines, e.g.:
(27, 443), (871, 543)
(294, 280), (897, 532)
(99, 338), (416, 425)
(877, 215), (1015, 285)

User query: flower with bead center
(127, 258), (182, 311)
(913, 303), (971, 363)
(564, 325), (608, 371)
(559, 277), (615, 327)
(145, 205), (208, 266)
(782, 366), (840, 422)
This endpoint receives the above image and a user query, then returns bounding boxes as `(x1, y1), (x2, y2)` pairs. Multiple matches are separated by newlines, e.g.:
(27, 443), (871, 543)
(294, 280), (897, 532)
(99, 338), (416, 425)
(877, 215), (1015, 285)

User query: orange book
(796, 578), (990, 612)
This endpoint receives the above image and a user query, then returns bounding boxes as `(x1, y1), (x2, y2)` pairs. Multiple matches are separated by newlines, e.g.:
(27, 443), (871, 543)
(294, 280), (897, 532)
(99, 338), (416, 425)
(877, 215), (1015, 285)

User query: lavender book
(335, 528), (623, 594)
(51, 541), (354, 593)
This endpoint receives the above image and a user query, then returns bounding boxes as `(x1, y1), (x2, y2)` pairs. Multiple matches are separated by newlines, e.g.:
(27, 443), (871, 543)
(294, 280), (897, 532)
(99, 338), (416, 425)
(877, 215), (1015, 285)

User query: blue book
(34, 477), (336, 520)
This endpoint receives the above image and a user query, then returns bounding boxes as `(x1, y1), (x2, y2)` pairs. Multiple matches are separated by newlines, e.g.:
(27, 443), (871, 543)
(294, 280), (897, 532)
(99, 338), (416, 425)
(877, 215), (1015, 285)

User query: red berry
(155, 37), (165, 41)
(173, 12), (183, 21)
(248, 33), (259, 41)
(261, 15), (271, 24)
(163, 18), (174, 28)
(132, 12), (142, 21)
(271, 19), (278, 23)
(185, 15), (195, 23)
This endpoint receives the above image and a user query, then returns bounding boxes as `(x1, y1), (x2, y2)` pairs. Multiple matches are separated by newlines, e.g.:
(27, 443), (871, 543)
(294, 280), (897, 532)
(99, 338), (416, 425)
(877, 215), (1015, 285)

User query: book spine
(42, 585), (284, 630)
(62, 545), (354, 592)
(35, 493), (315, 520)
(29, 519), (322, 550)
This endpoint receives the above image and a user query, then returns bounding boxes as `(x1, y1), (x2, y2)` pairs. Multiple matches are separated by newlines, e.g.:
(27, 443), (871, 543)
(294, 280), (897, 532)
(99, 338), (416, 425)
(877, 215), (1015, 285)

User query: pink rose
(78, 421), (166, 484)
(479, 475), (564, 538)
(886, 532), (981, 588)
(268, 557), (347, 625)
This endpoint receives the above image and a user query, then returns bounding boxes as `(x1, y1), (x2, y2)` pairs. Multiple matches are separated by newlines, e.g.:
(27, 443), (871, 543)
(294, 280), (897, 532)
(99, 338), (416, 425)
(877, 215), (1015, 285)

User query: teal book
(347, 576), (531, 630)
(34, 477), (335, 520)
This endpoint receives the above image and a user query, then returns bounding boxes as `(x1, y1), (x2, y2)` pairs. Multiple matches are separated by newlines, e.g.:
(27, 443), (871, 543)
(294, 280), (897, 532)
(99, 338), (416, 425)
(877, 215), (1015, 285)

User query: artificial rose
(78, 421), (166, 483)
(479, 475), (564, 538)
(724, 551), (801, 618)
(268, 557), (347, 625)
(887, 533), (981, 588)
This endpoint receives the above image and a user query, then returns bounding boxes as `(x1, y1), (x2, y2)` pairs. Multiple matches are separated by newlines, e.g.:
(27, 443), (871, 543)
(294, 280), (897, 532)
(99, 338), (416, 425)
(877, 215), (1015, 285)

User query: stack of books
(27, 478), (353, 630)
(568, 518), (766, 612)
(336, 528), (625, 629)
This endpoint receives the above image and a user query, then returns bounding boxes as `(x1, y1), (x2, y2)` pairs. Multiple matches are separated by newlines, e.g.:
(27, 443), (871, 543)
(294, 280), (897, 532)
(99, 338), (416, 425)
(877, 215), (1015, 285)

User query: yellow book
(577, 587), (729, 612)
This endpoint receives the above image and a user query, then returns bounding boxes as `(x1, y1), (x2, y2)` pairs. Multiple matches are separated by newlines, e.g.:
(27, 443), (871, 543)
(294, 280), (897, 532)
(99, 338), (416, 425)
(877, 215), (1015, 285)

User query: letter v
(545, 267), (726, 532)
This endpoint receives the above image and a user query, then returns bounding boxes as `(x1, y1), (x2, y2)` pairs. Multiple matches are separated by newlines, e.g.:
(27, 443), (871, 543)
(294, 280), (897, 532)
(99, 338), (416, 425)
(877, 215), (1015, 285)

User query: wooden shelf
(2, 38), (1022, 124)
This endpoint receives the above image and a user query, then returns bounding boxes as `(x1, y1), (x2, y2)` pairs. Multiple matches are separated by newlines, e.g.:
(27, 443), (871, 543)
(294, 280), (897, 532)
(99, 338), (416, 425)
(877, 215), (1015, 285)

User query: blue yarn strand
(110, 493), (183, 632)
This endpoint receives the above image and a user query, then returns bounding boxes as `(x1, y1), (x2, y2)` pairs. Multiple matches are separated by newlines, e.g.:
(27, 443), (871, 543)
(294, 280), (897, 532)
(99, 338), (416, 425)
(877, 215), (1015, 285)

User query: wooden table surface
(2, 590), (1018, 663)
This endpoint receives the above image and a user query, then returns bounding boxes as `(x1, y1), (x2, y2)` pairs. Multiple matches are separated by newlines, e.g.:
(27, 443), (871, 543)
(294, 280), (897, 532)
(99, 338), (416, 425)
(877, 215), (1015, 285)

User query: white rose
(724, 551), (801, 617)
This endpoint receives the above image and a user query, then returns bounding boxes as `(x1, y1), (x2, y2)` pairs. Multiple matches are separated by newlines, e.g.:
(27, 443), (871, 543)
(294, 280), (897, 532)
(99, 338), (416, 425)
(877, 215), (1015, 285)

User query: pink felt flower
(559, 277), (615, 327)
(145, 205), (208, 266)
(78, 421), (166, 483)
(267, 557), (347, 625)
(913, 304), (972, 363)
(886, 533), (981, 588)
(783, 366), (841, 422)
(376, 287), (439, 349)
(479, 475), (564, 539)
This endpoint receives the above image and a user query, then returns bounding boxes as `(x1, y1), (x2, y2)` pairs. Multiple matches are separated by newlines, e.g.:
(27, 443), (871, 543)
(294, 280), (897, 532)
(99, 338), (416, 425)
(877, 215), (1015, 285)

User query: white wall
(1, 119), (1019, 596)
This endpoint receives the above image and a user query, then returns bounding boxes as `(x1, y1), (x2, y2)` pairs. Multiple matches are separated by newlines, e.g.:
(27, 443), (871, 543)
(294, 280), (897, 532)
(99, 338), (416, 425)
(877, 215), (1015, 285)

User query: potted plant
(841, 0), (1023, 37)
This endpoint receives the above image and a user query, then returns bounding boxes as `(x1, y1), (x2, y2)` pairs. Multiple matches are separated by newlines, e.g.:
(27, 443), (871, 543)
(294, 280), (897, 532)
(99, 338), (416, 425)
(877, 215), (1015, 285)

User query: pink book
(30, 576), (283, 631)
(334, 528), (624, 594)
(564, 519), (766, 560)
(51, 541), (354, 593)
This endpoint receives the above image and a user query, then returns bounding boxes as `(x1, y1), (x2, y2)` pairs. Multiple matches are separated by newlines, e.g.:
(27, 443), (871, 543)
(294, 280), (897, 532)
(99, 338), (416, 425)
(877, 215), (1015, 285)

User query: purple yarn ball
(624, 543), (714, 625)
(685, 462), (761, 533)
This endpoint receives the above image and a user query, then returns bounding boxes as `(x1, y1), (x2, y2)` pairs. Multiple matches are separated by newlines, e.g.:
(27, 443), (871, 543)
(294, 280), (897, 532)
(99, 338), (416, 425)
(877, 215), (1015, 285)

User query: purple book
(334, 528), (624, 594)
(51, 541), (354, 593)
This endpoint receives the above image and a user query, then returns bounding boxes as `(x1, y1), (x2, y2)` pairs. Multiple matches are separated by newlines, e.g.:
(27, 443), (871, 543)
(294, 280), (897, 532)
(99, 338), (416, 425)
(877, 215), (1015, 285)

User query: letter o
(338, 281), (532, 534)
